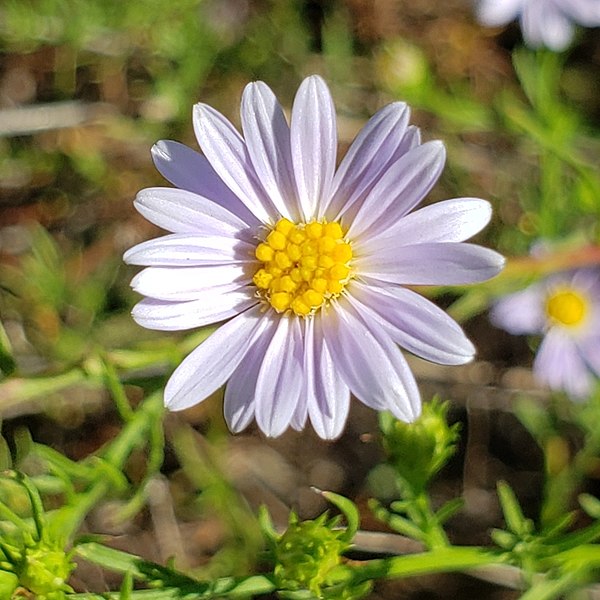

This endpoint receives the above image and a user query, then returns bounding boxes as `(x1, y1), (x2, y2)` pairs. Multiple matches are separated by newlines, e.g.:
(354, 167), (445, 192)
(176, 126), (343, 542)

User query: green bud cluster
(1, 538), (74, 600)
(380, 398), (460, 493)
(19, 543), (74, 599)
(274, 512), (349, 597)
(0, 471), (75, 599)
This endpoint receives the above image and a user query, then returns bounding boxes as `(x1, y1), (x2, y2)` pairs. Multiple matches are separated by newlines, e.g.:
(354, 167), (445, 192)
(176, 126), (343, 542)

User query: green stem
(346, 547), (502, 582)
(0, 369), (91, 413)
(47, 392), (164, 542)
(415, 493), (449, 549)
(73, 542), (504, 599)
(74, 542), (277, 598)
(538, 149), (562, 238)
(100, 355), (135, 422)
(101, 390), (164, 466)
(0, 500), (32, 533)
(519, 570), (583, 600)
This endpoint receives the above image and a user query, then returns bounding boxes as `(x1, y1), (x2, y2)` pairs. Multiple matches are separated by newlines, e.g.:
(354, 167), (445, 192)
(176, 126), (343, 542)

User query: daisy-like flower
(476, 0), (600, 51)
(491, 268), (600, 399)
(124, 75), (504, 439)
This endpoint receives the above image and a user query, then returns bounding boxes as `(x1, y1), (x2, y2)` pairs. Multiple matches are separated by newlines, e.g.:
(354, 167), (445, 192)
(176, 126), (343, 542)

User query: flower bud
(380, 398), (460, 493)
(18, 543), (74, 599)
(274, 512), (349, 596)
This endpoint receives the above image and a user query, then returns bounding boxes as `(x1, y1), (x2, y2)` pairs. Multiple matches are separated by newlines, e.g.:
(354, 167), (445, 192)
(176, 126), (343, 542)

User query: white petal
(534, 328), (593, 399)
(150, 140), (259, 225)
(569, 268), (600, 295)
(477, 0), (523, 26)
(255, 316), (304, 437)
(323, 300), (421, 422)
(348, 281), (475, 365)
(306, 315), (351, 440)
(401, 125), (422, 152)
(357, 242), (504, 285)
(325, 102), (410, 220)
(580, 335), (600, 377)
(133, 187), (252, 238)
(564, 0), (600, 25)
(348, 141), (446, 240)
(490, 285), (545, 335)
(358, 198), (492, 255)
(164, 306), (269, 411)
(193, 103), (277, 223)
(290, 395), (308, 432)
(131, 291), (257, 331)
(241, 81), (299, 221)
(224, 318), (278, 432)
(124, 234), (255, 266)
(521, 0), (574, 49)
(291, 75), (337, 220)
(131, 264), (251, 301)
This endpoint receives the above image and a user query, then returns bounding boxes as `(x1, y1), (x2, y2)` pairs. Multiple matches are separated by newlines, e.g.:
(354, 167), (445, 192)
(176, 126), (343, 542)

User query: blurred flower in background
(491, 267), (600, 399)
(124, 75), (504, 439)
(476, 0), (600, 50)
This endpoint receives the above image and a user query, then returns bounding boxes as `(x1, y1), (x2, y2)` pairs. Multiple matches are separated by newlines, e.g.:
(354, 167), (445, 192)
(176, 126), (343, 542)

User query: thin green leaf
(435, 498), (464, 525)
(318, 489), (360, 542)
(0, 321), (16, 376)
(75, 541), (277, 597)
(497, 481), (532, 536)
(579, 494), (600, 519)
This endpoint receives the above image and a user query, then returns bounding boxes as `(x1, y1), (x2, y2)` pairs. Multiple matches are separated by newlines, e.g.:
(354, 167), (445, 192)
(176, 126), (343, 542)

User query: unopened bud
(380, 398), (460, 493)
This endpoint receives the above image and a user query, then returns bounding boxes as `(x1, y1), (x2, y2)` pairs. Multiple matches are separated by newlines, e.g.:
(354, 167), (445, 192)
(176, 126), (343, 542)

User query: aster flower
(476, 0), (600, 51)
(491, 268), (600, 399)
(124, 75), (504, 439)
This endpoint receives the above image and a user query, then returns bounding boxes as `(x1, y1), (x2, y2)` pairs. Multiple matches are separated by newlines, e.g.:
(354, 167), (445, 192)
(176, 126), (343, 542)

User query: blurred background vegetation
(0, 1), (600, 597)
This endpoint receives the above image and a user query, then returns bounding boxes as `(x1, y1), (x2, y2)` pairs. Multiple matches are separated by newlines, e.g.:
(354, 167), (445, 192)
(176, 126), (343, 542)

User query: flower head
(476, 0), (600, 50)
(124, 75), (503, 439)
(491, 268), (600, 399)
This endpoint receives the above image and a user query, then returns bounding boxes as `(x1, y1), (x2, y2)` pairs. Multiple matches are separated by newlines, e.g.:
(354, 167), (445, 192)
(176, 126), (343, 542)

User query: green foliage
(370, 401), (462, 551)
(499, 49), (600, 241)
(0, 224), (119, 366)
(514, 394), (600, 529)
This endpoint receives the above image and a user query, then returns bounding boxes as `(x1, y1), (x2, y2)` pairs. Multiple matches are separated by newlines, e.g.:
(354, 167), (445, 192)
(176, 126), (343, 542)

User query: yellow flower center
(252, 218), (353, 316)
(545, 289), (588, 327)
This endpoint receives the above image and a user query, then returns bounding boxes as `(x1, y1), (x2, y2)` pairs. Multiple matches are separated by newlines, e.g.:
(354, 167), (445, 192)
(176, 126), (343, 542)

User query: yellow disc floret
(253, 218), (353, 316)
(545, 288), (588, 327)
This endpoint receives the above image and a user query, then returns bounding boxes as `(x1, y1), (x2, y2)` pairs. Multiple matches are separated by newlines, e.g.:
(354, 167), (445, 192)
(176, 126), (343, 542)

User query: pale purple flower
(124, 75), (504, 439)
(491, 268), (600, 399)
(477, 0), (600, 50)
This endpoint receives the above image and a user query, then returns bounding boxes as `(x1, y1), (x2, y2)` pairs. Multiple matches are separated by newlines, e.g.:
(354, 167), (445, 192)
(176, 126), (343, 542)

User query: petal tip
(429, 139), (446, 156)
(494, 252), (507, 272)
(403, 402), (422, 424)
(151, 139), (169, 159)
(192, 102), (212, 124)
(122, 247), (135, 265)
(163, 379), (194, 412)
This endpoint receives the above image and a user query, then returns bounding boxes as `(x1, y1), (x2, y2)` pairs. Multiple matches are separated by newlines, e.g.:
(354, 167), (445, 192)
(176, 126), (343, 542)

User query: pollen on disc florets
(253, 217), (353, 316)
(545, 288), (588, 328)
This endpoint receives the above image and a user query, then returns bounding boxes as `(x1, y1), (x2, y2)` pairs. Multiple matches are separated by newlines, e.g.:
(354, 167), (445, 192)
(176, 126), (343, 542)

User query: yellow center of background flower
(253, 218), (353, 316)
(545, 289), (587, 327)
